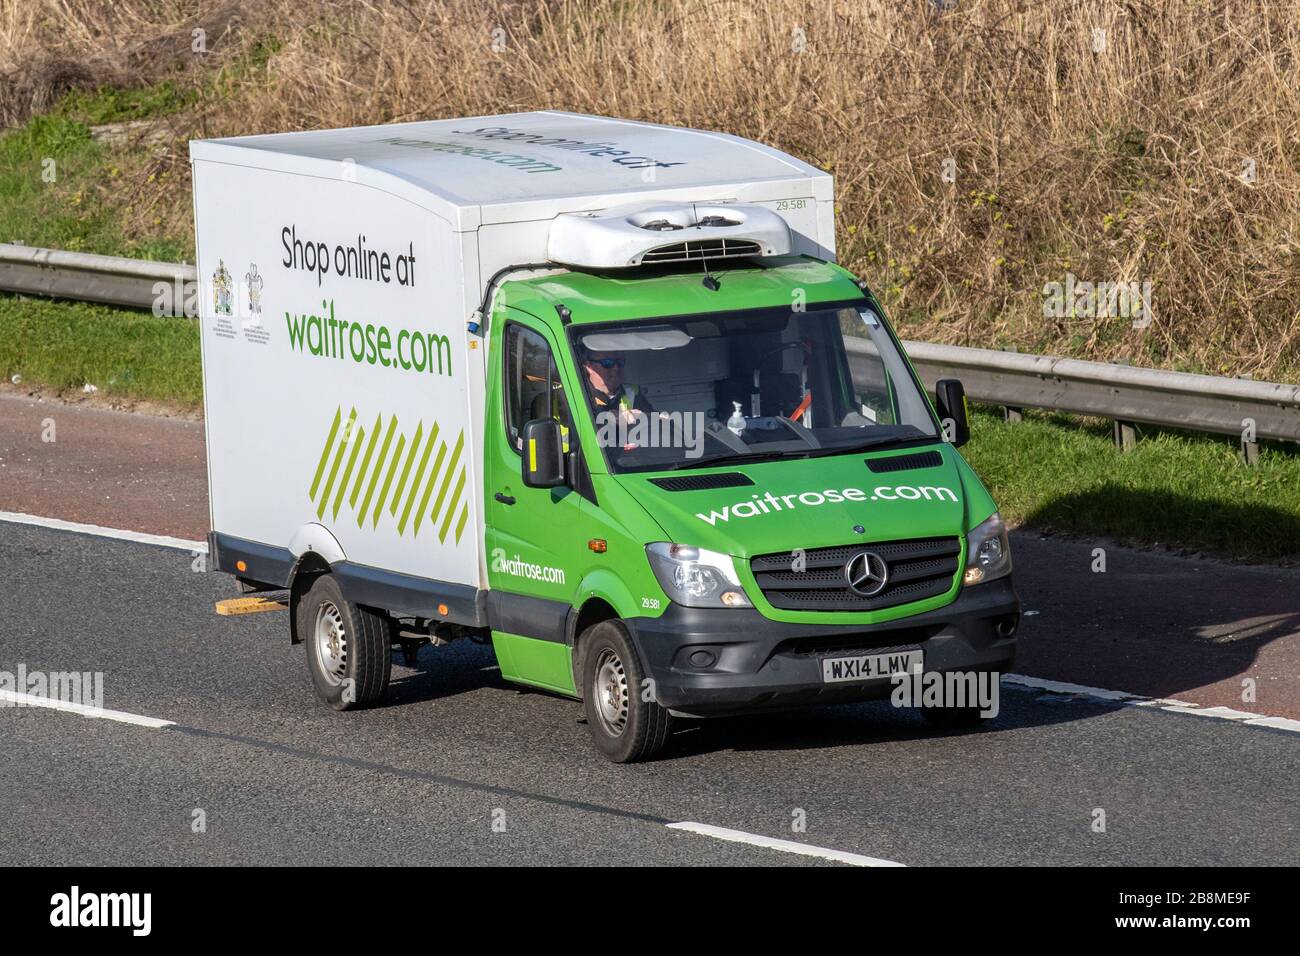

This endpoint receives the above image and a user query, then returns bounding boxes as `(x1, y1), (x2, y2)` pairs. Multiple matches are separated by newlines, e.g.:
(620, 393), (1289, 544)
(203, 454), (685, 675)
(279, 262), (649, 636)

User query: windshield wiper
(656, 448), (814, 471)
(805, 433), (935, 458)
(641, 434), (934, 471)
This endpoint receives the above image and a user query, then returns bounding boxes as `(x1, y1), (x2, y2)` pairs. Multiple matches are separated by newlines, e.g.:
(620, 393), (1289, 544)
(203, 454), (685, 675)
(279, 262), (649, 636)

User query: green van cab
(482, 257), (1018, 760)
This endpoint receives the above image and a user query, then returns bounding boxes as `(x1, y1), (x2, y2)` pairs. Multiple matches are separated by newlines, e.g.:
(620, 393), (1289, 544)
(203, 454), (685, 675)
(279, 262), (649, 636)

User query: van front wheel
(581, 620), (673, 763)
(299, 573), (391, 710)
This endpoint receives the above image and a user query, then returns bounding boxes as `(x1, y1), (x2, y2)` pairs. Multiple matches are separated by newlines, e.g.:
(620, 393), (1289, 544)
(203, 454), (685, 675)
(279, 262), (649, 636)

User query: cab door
(484, 312), (588, 693)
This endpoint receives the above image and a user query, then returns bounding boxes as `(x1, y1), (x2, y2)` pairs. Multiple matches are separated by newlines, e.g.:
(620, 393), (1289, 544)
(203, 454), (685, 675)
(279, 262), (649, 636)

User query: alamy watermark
(50, 886), (151, 936)
(593, 409), (705, 458)
(1042, 272), (1154, 328)
(890, 666), (1000, 718)
(0, 665), (104, 710)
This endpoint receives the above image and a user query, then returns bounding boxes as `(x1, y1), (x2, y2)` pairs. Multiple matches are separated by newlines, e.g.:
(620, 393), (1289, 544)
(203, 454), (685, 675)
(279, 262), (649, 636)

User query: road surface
(0, 392), (1296, 864)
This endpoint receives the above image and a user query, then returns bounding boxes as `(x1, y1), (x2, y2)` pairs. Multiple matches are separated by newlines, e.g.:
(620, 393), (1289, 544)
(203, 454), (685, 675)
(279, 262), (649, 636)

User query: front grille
(640, 238), (762, 263)
(750, 536), (961, 612)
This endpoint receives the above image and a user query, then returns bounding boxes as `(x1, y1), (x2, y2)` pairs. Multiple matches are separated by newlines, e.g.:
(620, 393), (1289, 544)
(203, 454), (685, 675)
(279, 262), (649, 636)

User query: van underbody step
(214, 595), (289, 616)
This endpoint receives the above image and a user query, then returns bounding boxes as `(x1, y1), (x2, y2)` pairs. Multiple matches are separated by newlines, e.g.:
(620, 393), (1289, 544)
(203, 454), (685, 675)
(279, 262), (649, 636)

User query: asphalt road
(0, 519), (1297, 866)
(3, 390), (1298, 716)
(1, 392), (1297, 865)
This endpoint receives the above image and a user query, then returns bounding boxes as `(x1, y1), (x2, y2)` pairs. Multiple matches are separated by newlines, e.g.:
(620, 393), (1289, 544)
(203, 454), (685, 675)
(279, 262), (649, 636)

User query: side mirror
(935, 379), (970, 447)
(521, 419), (566, 488)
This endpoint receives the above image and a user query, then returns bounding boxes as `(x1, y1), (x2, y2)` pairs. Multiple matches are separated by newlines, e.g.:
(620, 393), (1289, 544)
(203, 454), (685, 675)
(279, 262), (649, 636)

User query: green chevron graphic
(309, 404), (471, 544)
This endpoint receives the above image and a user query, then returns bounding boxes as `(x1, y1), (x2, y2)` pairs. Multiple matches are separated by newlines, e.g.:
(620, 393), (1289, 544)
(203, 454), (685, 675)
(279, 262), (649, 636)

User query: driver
(582, 348), (655, 452)
(581, 349), (654, 420)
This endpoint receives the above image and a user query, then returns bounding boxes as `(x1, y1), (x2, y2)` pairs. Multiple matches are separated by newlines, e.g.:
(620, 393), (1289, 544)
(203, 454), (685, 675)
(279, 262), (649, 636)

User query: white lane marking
(1131, 697), (1199, 709)
(667, 822), (904, 867)
(0, 510), (205, 553)
(1172, 706), (1259, 721)
(1004, 675), (1300, 735)
(1003, 674), (1138, 702)
(0, 690), (174, 729)
(1244, 715), (1300, 733)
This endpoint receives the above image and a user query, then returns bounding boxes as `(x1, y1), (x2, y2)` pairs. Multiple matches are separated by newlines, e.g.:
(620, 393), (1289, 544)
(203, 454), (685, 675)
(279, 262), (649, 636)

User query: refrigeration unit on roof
(546, 202), (793, 269)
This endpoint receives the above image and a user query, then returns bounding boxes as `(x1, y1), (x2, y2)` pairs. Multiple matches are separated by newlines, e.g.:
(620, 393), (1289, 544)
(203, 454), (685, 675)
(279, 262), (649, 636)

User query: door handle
(494, 492), (516, 506)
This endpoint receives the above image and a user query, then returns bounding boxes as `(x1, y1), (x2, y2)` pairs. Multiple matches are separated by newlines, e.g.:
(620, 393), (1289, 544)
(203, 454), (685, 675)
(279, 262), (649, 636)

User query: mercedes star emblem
(844, 551), (889, 597)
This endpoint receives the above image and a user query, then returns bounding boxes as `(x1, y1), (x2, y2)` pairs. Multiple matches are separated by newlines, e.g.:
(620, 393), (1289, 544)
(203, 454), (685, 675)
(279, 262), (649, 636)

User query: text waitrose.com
(285, 300), (451, 376)
(696, 485), (958, 524)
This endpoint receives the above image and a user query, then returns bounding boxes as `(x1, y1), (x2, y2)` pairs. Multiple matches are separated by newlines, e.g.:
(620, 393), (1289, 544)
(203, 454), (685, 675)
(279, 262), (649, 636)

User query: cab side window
(504, 323), (575, 453)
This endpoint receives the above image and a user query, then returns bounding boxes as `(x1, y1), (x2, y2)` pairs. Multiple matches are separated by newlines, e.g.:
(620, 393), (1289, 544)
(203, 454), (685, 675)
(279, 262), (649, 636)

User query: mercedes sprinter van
(193, 112), (1019, 761)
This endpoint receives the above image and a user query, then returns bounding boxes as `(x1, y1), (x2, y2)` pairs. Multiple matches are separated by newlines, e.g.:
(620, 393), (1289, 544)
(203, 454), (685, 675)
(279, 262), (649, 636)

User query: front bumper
(624, 577), (1020, 716)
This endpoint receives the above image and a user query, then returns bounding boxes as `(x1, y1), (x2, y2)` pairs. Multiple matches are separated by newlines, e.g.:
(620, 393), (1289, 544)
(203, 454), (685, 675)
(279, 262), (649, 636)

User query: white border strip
(667, 822), (905, 867)
(1004, 674), (1300, 734)
(1004, 673), (1142, 702)
(0, 689), (174, 729)
(1242, 715), (1300, 733)
(0, 511), (205, 553)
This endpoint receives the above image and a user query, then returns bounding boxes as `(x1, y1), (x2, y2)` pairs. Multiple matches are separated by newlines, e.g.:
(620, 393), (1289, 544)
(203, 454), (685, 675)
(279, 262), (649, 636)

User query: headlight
(645, 543), (752, 608)
(963, 512), (1012, 585)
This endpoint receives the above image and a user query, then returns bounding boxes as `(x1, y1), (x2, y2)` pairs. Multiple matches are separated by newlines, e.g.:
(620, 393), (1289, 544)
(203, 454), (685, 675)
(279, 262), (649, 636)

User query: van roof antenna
(691, 201), (721, 290)
(701, 257), (720, 291)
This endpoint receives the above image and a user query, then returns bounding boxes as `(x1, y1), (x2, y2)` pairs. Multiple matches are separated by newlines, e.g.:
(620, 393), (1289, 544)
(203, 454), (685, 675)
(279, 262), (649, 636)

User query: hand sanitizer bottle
(727, 401), (747, 436)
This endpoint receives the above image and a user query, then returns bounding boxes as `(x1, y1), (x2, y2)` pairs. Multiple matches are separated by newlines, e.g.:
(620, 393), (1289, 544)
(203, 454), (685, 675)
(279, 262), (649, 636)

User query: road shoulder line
(666, 822), (905, 866)
(0, 689), (175, 729)
(1003, 674), (1300, 734)
(0, 510), (205, 552)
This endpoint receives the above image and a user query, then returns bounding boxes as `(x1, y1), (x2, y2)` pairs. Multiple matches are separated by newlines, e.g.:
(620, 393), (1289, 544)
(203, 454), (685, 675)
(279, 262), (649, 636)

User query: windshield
(567, 301), (940, 474)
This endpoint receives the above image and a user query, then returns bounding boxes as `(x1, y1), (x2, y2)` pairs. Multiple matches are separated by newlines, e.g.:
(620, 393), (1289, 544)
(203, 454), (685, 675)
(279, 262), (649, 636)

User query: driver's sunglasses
(590, 356), (626, 369)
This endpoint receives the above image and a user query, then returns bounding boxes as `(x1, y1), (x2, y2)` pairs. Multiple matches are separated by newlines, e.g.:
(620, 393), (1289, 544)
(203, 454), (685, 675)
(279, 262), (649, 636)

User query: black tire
(298, 573), (391, 710)
(580, 620), (673, 763)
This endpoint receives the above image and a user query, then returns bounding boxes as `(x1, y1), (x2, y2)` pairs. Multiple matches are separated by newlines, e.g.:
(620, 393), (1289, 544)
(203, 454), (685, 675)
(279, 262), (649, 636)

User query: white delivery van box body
(190, 111), (835, 615)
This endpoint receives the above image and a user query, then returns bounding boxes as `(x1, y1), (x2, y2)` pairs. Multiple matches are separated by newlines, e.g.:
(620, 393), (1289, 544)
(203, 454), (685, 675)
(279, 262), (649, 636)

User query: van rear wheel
(299, 573), (391, 710)
(581, 620), (673, 763)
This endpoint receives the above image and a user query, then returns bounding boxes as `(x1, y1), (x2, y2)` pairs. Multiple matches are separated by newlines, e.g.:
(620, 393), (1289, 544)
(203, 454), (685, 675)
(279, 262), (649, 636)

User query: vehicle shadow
(664, 691), (1119, 758)
(374, 630), (1118, 754)
(372, 639), (510, 709)
(1009, 486), (1300, 710)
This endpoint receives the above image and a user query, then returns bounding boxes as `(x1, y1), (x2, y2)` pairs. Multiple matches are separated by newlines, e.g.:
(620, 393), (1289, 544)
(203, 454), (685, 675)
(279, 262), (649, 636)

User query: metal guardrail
(0, 243), (196, 312)
(846, 338), (1300, 447)
(3, 242), (1298, 451)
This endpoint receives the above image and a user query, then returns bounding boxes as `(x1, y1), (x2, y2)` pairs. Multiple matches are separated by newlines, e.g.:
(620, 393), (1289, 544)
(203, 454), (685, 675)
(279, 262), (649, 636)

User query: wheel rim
(592, 648), (629, 738)
(313, 601), (348, 686)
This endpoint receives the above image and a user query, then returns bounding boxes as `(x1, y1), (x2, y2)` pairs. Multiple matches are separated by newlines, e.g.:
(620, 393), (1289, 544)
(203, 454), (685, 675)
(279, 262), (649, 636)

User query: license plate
(821, 649), (923, 684)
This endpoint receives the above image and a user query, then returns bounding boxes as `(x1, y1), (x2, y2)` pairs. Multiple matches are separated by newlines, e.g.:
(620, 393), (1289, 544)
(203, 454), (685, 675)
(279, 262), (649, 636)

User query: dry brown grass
(3, 0), (1298, 379)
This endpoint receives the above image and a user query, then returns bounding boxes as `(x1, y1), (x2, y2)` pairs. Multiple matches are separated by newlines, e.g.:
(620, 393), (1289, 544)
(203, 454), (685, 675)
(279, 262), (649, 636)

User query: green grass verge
(0, 295), (200, 407)
(0, 87), (192, 261)
(53, 81), (197, 127)
(0, 86), (200, 406)
(963, 408), (1300, 562)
